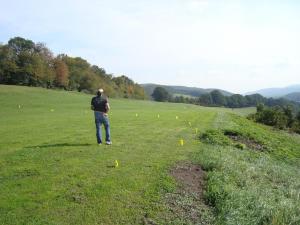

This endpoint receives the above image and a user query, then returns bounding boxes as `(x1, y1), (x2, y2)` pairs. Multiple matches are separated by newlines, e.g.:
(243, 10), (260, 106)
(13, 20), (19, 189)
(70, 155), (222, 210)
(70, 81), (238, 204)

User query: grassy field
(0, 85), (299, 225)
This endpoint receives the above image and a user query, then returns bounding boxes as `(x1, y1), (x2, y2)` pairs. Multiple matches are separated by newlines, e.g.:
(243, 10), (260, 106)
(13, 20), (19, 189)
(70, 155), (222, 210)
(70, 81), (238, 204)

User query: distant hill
(246, 84), (300, 98)
(283, 92), (300, 103)
(141, 83), (233, 98)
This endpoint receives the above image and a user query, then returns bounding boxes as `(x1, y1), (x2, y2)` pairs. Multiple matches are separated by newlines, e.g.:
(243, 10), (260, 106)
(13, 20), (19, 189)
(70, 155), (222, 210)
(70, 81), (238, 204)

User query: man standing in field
(91, 89), (112, 145)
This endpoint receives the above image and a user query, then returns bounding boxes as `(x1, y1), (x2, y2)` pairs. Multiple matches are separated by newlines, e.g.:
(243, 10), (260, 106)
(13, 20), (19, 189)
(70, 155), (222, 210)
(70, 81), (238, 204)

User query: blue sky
(1, 0), (300, 93)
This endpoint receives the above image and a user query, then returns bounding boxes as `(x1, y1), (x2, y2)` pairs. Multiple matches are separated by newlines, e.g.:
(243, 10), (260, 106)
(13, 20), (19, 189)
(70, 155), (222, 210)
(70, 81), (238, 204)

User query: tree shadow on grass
(26, 143), (92, 149)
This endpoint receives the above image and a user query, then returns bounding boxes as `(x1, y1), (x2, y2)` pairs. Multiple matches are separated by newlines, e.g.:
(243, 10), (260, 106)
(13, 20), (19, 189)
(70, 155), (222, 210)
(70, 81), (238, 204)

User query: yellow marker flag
(115, 160), (119, 168)
(179, 139), (184, 146)
(176, 116), (178, 120)
(135, 113), (138, 117)
(157, 114), (160, 118)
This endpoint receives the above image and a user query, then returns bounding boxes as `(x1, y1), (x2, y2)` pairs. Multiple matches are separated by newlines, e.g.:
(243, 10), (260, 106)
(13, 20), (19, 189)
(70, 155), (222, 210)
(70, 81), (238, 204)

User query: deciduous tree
(152, 87), (170, 102)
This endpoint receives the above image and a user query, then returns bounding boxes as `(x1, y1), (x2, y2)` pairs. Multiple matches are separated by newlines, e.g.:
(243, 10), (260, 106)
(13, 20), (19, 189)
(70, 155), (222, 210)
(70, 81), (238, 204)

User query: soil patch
(224, 131), (265, 151)
(160, 162), (214, 224)
(170, 163), (205, 197)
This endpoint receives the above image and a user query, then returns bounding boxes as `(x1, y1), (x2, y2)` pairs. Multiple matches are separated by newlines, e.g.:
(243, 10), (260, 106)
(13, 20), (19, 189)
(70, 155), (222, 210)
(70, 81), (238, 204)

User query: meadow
(0, 85), (299, 225)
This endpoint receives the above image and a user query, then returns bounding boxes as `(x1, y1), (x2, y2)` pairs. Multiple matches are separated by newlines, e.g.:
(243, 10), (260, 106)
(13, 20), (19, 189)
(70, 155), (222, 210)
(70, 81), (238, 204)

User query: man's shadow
(26, 143), (92, 149)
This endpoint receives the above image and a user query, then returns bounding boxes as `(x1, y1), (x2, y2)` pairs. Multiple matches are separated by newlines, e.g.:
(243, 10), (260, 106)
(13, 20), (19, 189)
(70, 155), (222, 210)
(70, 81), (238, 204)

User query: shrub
(235, 143), (246, 149)
(200, 130), (232, 146)
(291, 121), (300, 134)
(252, 108), (288, 129)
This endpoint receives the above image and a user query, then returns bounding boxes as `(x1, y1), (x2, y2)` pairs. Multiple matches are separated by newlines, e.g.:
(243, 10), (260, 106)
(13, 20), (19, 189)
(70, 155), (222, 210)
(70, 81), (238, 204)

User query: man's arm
(104, 97), (110, 113)
(106, 103), (110, 112)
(91, 98), (95, 110)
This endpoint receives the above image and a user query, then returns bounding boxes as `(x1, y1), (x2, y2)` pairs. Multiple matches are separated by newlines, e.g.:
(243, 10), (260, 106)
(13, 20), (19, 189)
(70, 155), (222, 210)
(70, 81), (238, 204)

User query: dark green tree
(245, 94), (265, 106)
(292, 111), (300, 134)
(297, 111), (300, 123)
(8, 37), (35, 55)
(152, 87), (170, 102)
(283, 106), (294, 128)
(256, 103), (265, 112)
(0, 45), (18, 84)
(226, 94), (247, 108)
(250, 106), (289, 129)
(210, 90), (226, 106)
(198, 93), (213, 106)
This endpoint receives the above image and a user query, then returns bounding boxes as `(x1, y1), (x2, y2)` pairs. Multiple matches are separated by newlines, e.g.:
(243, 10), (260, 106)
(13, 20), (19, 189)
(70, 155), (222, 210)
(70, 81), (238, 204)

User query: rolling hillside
(0, 85), (299, 225)
(283, 92), (300, 102)
(246, 84), (300, 98)
(141, 83), (233, 98)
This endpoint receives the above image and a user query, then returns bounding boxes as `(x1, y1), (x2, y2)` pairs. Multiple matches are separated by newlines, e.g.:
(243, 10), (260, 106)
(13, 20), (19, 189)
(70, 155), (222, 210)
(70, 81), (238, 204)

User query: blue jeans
(94, 111), (111, 143)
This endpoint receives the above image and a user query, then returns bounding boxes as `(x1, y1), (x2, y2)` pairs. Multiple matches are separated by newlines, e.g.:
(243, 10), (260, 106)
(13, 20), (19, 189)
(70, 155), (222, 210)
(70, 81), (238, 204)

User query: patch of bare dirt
(170, 163), (205, 197)
(224, 130), (265, 151)
(160, 162), (214, 225)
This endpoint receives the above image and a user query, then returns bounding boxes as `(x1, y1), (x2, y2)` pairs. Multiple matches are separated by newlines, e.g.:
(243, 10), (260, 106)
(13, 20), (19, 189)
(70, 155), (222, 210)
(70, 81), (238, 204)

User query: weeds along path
(193, 110), (300, 225)
(0, 85), (223, 225)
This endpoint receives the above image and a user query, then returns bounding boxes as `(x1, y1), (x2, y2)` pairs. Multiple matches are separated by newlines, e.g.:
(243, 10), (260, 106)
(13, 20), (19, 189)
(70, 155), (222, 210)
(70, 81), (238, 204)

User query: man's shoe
(98, 143), (102, 146)
(106, 141), (112, 145)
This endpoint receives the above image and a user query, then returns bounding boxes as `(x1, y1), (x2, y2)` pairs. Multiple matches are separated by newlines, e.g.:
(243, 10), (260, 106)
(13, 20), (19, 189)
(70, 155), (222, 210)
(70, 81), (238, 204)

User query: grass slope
(0, 85), (299, 225)
(196, 113), (300, 225)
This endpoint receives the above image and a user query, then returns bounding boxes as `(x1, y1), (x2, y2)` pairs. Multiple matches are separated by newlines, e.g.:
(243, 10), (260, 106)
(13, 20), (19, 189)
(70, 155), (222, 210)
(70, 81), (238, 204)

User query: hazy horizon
(140, 82), (300, 95)
(1, 0), (300, 94)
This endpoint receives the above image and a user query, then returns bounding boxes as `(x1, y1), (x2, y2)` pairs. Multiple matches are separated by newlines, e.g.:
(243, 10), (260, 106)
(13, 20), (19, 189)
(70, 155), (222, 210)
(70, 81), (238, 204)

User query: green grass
(196, 112), (300, 225)
(229, 107), (256, 116)
(0, 85), (299, 225)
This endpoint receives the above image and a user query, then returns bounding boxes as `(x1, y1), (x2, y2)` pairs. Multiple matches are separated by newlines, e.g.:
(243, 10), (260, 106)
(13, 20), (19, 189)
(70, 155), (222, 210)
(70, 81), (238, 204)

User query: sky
(0, 0), (300, 93)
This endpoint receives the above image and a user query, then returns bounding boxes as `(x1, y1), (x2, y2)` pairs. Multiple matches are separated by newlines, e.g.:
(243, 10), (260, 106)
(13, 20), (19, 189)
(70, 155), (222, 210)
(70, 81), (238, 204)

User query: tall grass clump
(193, 113), (300, 225)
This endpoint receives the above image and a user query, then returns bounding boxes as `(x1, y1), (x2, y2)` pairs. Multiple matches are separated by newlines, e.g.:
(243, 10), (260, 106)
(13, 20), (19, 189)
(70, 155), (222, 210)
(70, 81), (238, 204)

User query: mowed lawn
(1, 85), (299, 225)
(0, 85), (223, 225)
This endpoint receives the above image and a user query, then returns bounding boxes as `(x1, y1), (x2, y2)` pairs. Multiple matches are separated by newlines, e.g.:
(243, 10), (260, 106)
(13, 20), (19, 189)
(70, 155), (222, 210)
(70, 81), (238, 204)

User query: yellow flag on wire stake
(176, 116), (178, 120)
(115, 160), (119, 168)
(157, 114), (160, 118)
(135, 113), (138, 117)
(179, 139), (184, 146)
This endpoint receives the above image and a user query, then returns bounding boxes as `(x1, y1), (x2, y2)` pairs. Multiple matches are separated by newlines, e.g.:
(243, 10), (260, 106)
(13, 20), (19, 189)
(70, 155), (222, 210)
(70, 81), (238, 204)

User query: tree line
(0, 37), (146, 99)
(248, 104), (300, 133)
(152, 87), (300, 111)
